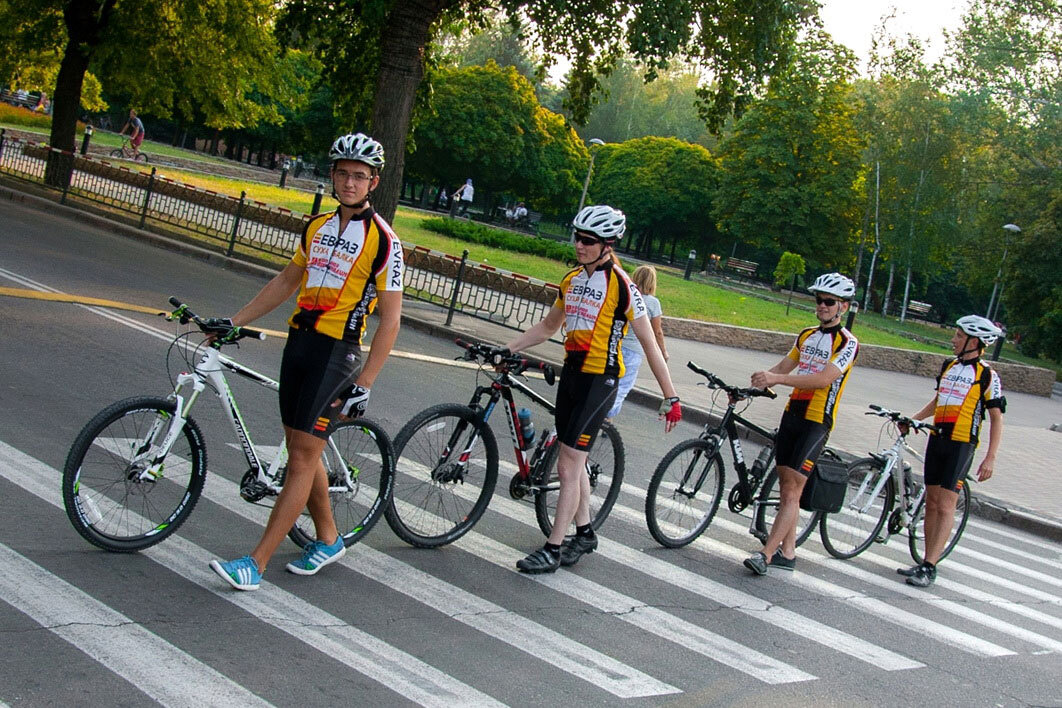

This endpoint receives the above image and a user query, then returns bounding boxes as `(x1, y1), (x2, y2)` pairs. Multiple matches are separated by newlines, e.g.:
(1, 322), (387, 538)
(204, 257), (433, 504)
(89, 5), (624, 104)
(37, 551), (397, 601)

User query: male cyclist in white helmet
(209, 133), (404, 591)
(499, 204), (683, 573)
(896, 315), (1006, 588)
(744, 272), (859, 575)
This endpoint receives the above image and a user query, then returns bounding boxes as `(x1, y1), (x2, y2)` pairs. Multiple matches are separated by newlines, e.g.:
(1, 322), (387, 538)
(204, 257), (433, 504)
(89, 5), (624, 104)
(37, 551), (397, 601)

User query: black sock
(544, 542), (561, 555)
(576, 524), (595, 539)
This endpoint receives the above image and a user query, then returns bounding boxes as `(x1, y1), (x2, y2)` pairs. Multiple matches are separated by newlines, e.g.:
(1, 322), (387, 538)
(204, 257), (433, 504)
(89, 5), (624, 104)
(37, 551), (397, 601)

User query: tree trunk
(370, 1), (450, 223)
(882, 261), (896, 316)
(46, 0), (115, 186)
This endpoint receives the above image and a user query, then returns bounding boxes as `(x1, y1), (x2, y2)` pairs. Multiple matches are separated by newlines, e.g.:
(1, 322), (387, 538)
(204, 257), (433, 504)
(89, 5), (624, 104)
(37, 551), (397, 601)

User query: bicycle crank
(239, 469), (270, 502)
(508, 473), (530, 500)
(727, 483), (751, 513)
(887, 508), (904, 536)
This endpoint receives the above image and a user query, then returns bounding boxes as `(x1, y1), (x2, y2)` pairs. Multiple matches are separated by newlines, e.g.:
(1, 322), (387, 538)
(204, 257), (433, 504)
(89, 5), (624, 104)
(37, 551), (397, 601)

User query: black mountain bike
(385, 340), (624, 547)
(645, 362), (832, 548)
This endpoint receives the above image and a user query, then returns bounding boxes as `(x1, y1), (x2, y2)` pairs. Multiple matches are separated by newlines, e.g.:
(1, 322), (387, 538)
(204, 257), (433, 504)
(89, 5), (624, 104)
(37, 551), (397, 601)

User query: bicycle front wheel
(109, 148), (124, 159)
(385, 403), (498, 547)
(645, 438), (725, 548)
(753, 467), (819, 548)
(534, 421), (625, 536)
(820, 458), (894, 559)
(908, 477), (971, 564)
(288, 419), (395, 549)
(62, 397), (207, 552)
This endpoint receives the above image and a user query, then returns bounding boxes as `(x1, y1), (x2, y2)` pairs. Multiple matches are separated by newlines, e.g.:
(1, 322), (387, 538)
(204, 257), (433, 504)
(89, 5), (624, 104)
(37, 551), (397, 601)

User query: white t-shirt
(620, 293), (662, 356)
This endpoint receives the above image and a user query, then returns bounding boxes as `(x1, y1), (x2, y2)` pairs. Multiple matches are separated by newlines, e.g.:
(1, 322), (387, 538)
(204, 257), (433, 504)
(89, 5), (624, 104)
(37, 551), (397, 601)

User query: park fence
(0, 132), (559, 335)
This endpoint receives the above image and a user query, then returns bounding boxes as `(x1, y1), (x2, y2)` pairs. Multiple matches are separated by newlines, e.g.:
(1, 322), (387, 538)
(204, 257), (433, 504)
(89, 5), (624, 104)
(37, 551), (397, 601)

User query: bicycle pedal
(239, 469), (270, 502)
(874, 534), (890, 544)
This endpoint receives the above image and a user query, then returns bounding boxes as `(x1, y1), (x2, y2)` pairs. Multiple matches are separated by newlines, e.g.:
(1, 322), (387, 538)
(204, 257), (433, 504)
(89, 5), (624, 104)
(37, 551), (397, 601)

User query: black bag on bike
(799, 458), (848, 513)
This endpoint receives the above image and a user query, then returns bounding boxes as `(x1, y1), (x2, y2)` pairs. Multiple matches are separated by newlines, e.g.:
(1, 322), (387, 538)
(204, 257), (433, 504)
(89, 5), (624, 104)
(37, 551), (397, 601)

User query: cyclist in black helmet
(209, 133), (404, 591)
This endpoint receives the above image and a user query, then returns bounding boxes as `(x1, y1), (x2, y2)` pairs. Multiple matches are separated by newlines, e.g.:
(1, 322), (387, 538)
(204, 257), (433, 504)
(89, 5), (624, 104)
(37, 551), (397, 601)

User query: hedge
(421, 217), (575, 263)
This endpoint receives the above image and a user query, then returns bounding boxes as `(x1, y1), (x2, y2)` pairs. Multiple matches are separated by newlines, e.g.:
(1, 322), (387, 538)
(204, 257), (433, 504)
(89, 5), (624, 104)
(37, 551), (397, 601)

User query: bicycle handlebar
(455, 339), (556, 386)
(166, 297), (266, 343)
(686, 361), (776, 400)
(865, 404), (939, 434)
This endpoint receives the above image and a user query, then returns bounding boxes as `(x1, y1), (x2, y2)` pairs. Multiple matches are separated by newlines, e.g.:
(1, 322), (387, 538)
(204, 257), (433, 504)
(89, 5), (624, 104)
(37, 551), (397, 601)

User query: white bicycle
(819, 404), (971, 562)
(62, 298), (394, 552)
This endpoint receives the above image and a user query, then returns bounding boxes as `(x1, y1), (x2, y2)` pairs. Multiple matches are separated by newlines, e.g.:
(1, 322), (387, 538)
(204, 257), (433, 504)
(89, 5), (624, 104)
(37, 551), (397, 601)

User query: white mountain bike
(62, 298), (394, 552)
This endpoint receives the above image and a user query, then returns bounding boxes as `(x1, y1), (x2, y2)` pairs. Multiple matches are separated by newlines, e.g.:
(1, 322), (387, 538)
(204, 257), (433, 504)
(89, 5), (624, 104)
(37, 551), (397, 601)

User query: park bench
(906, 300), (932, 320)
(725, 257), (759, 279)
(520, 210), (542, 232)
(1, 88), (41, 110)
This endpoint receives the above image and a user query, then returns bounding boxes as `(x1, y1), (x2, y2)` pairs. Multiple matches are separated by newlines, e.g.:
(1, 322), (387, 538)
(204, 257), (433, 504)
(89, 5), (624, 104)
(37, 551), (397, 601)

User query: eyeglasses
(574, 234), (603, 247)
(815, 297), (839, 306)
(333, 170), (373, 183)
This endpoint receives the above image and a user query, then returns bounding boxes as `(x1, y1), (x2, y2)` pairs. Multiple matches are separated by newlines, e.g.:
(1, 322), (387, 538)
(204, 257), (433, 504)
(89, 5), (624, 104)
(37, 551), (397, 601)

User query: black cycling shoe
(743, 551), (768, 576)
(769, 550), (796, 571)
(906, 564), (937, 588)
(896, 563), (923, 577)
(517, 547), (561, 574)
(560, 535), (598, 567)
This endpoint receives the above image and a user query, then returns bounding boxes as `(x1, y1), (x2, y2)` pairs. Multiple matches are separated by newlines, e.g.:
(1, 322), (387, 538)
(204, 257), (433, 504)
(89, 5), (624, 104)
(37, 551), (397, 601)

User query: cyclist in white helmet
(209, 133), (404, 591)
(896, 315), (1006, 588)
(499, 204), (683, 573)
(744, 272), (860, 576)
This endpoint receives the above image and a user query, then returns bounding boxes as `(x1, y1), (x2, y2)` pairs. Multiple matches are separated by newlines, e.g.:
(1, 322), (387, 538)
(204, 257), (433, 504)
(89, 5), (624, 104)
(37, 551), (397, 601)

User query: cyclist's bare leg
(922, 485), (958, 565)
(762, 465), (807, 559)
(249, 428), (336, 571)
(547, 443), (590, 545)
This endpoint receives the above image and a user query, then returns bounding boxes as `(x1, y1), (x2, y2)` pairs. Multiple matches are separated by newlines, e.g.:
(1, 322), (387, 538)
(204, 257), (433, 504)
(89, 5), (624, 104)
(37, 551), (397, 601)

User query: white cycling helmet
(956, 315), (1002, 345)
(808, 272), (856, 300)
(572, 204), (626, 241)
(330, 133), (385, 170)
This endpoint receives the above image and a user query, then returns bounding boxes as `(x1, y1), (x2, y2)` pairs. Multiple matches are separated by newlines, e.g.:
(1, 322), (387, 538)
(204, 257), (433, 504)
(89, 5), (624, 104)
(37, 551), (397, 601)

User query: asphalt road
(1, 201), (1060, 707)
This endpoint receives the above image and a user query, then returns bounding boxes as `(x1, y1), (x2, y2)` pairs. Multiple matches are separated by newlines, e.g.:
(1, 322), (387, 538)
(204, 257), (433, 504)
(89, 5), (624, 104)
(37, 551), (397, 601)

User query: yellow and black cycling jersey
(932, 357), (1004, 444)
(555, 261), (646, 376)
(288, 208), (404, 343)
(784, 324), (859, 430)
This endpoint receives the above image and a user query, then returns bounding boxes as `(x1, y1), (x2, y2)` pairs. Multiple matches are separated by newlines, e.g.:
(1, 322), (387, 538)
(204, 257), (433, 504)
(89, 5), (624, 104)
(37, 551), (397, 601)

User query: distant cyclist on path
(210, 133), (404, 591)
(118, 109), (145, 158)
(897, 315), (1005, 588)
(499, 204), (683, 573)
(744, 273), (859, 575)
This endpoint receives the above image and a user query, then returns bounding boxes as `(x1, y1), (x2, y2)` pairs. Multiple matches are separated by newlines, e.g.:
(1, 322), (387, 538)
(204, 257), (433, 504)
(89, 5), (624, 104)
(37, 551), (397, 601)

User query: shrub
(421, 217), (575, 263)
(0, 102), (52, 130)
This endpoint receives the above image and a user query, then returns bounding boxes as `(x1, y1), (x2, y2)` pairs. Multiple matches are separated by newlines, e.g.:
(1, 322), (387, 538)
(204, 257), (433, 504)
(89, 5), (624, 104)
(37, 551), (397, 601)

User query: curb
(4, 179), (1061, 542)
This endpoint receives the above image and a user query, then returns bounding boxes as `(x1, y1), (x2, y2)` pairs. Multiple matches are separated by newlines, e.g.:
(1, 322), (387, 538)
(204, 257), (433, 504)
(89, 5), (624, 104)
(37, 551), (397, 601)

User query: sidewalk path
(402, 299), (1062, 540)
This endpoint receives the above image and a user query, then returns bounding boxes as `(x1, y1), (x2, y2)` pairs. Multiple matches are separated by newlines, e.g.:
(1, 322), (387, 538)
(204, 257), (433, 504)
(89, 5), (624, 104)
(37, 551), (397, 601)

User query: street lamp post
(572, 138), (605, 241)
(986, 223), (1020, 320)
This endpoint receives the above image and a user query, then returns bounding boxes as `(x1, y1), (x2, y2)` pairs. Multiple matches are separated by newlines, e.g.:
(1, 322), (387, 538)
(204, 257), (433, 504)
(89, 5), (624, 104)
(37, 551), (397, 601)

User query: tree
(589, 136), (720, 262)
(774, 251), (806, 287)
(713, 30), (864, 271)
(0, 0), (293, 185)
(1000, 191), (1062, 361)
(404, 61), (585, 212)
(278, 0), (815, 222)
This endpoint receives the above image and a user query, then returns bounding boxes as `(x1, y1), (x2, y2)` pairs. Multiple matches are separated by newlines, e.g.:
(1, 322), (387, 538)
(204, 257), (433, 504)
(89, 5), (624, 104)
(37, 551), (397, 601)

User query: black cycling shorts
(923, 434), (976, 492)
(553, 365), (618, 450)
(278, 327), (361, 439)
(774, 412), (830, 476)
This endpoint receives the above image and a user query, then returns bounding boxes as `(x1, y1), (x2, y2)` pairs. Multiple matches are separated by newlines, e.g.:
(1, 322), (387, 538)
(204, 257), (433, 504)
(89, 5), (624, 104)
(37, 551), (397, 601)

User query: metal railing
(0, 132), (560, 337)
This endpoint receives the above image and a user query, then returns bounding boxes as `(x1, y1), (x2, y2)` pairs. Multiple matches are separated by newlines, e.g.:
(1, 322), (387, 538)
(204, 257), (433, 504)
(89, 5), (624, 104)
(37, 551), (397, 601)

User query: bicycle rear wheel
(820, 458), (894, 559)
(752, 467), (819, 548)
(109, 148), (124, 159)
(908, 478), (971, 564)
(62, 397), (207, 552)
(534, 421), (625, 536)
(385, 403), (498, 547)
(288, 419), (395, 548)
(645, 438), (725, 548)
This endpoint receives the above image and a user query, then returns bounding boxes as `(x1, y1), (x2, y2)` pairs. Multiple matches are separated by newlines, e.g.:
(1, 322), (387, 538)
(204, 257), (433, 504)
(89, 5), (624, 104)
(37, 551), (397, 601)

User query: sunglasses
(815, 297), (839, 306)
(574, 234), (603, 247)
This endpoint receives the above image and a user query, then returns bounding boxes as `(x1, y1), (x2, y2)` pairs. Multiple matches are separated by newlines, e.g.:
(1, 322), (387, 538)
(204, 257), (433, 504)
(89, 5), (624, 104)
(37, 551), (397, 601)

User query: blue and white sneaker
(286, 537), (346, 576)
(209, 555), (261, 591)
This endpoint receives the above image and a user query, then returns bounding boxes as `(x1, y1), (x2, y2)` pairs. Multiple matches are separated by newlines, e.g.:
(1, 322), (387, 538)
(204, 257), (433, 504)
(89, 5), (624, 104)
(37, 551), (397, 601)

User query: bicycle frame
(136, 344), (353, 497)
(468, 369), (556, 482)
(850, 435), (925, 532)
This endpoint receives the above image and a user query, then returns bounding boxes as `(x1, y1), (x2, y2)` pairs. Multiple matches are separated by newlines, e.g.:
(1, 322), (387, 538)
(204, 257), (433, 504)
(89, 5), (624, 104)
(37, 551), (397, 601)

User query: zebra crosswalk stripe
(0, 442), (506, 707)
(0, 542), (274, 708)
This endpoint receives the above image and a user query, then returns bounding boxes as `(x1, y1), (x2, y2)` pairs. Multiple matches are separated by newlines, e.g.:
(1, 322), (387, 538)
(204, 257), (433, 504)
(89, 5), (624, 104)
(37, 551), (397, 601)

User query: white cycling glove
(338, 384), (370, 418)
